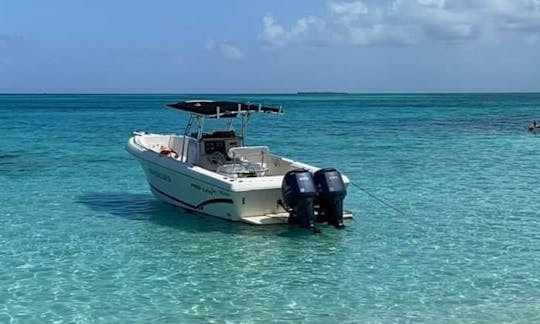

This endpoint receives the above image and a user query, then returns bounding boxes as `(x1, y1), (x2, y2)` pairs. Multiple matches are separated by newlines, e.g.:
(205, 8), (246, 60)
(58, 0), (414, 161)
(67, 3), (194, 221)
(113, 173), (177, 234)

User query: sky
(0, 0), (539, 93)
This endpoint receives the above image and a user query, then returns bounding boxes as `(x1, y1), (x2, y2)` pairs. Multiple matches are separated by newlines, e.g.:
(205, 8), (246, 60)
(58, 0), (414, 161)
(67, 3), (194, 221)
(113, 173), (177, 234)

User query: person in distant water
(528, 120), (538, 132)
(159, 145), (178, 159)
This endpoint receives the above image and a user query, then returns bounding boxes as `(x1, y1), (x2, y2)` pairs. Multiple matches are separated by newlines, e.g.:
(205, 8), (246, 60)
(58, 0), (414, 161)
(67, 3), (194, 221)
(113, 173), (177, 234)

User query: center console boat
(126, 100), (352, 230)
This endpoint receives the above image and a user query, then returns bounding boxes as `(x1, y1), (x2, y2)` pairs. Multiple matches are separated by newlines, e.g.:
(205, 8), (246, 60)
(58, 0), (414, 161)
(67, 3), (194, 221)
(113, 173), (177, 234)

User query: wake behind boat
(126, 100), (352, 230)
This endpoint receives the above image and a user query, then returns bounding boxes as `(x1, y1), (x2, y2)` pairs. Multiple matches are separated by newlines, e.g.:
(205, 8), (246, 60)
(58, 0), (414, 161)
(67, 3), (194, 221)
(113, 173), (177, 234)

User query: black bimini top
(166, 100), (282, 118)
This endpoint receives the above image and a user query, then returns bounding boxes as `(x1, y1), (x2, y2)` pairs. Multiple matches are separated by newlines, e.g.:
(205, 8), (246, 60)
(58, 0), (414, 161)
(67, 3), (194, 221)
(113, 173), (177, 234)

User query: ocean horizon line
(1, 91), (539, 96)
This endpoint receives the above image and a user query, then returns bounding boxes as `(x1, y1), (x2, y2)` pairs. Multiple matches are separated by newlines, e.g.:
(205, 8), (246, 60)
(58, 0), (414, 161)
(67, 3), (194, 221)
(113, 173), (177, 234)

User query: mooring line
(350, 181), (407, 216)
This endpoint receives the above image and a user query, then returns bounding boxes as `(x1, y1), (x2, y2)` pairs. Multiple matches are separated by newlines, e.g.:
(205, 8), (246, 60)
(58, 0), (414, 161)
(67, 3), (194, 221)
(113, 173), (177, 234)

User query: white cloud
(206, 39), (245, 60)
(219, 43), (244, 60)
(328, 1), (368, 25)
(416, 0), (445, 8)
(259, 0), (540, 47)
(261, 16), (286, 46)
(260, 15), (325, 47)
(487, 0), (540, 31)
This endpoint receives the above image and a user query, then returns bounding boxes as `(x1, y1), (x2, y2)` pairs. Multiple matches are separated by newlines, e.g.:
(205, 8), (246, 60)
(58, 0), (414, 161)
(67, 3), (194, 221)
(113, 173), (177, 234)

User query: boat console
(198, 131), (242, 170)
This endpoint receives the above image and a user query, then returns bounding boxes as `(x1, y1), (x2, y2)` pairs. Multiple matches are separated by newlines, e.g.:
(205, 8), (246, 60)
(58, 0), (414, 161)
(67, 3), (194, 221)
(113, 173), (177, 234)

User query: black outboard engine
(281, 169), (317, 229)
(314, 168), (347, 228)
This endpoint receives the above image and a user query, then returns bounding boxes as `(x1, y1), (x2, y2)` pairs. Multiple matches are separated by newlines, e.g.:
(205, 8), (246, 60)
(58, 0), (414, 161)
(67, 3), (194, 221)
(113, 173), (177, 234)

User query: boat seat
(217, 146), (269, 178)
(217, 163), (266, 178)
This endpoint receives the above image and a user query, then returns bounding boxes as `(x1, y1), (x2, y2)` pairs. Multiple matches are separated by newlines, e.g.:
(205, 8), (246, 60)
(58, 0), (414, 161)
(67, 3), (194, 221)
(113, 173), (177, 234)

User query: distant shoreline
(296, 92), (349, 95)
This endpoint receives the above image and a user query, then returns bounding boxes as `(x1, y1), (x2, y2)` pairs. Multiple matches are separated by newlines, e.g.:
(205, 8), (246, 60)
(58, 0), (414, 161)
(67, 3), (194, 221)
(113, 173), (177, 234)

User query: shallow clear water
(1, 93), (540, 323)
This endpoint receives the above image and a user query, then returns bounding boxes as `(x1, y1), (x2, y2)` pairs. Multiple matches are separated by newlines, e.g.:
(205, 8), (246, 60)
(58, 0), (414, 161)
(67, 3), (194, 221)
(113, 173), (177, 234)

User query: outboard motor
(281, 169), (317, 229)
(314, 168), (347, 228)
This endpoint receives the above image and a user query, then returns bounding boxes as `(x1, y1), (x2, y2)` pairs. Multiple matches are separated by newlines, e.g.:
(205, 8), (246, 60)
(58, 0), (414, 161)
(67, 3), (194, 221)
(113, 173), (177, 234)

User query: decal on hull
(150, 184), (233, 209)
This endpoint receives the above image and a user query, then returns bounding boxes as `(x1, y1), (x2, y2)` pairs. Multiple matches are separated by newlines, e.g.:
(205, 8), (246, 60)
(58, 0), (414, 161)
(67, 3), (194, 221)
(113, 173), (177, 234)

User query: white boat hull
(127, 136), (291, 222)
(126, 133), (351, 225)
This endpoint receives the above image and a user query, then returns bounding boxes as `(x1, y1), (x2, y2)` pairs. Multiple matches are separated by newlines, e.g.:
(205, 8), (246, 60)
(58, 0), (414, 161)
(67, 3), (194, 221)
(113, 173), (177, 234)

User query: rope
(350, 181), (407, 216)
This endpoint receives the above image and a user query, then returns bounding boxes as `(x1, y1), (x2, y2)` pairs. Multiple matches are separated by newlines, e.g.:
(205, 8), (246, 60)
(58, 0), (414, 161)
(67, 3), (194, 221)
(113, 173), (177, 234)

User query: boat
(126, 100), (352, 230)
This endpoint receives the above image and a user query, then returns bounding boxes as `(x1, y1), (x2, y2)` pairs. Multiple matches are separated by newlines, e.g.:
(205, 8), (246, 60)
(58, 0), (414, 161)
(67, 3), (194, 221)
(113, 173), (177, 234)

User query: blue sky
(0, 0), (539, 93)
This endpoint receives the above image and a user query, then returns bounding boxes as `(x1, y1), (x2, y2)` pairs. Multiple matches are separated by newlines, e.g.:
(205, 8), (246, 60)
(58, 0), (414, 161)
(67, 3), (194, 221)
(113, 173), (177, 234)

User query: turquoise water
(1, 93), (540, 323)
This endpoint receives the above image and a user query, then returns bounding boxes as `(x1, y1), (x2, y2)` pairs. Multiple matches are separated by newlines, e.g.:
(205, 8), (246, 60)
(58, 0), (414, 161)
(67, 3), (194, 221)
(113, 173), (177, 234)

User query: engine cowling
(281, 169), (317, 229)
(314, 168), (347, 228)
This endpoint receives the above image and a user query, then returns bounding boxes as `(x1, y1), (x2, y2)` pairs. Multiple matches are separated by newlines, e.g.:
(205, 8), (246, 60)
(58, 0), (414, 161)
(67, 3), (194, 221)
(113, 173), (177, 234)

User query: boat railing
(216, 146), (269, 178)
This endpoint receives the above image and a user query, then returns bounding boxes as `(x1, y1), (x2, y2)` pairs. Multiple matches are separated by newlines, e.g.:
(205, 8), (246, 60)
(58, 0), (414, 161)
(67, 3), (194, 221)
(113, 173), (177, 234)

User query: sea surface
(1, 93), (539, 323)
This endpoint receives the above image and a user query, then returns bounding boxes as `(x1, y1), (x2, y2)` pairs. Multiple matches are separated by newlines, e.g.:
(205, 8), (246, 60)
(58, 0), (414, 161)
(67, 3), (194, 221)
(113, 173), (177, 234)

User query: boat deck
(241, 211), (354, 225)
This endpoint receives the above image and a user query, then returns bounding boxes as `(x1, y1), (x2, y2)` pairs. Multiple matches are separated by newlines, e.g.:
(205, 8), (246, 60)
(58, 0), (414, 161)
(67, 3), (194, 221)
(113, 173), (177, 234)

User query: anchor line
(349, 182), (407, 216)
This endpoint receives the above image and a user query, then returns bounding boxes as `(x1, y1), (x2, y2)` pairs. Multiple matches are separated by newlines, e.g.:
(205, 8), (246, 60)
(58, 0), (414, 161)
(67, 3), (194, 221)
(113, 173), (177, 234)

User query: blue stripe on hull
(149, 184), (234, 209)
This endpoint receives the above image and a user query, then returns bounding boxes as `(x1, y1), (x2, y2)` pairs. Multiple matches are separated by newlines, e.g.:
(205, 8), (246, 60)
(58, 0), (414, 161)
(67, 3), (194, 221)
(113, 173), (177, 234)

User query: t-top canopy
(166, 100), (282, 118)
